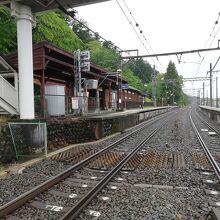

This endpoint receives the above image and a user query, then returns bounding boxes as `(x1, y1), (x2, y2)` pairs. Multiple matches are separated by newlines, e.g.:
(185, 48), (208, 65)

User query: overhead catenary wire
(201, 24), (220, 63)
(196, 12), (220, 75)
(121, 0), (164, 71)
(115, 0), (150, 54)
(55, 0), (125, 53)
(212, 55), (220, 71)
(115, 0), (163, 72)
(203, 13), (220, 49)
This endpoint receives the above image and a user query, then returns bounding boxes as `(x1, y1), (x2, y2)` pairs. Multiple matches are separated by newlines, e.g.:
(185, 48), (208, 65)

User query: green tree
(0, 7), (16, 54)
(144, 74), (164, 103)
(128, 59), (153, 84)
(122, 65), (144, 91)
(163, 61), (183, 105)
(33, 12), (83, 52)
(71, 19), (94, 43)
(102, 40), (115, 50)
(0, 7), (83, 54)
(87, 40), (119, 71)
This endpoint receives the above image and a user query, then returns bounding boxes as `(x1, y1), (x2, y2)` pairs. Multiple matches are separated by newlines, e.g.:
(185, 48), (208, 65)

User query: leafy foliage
(0, 7), (83, 54)
(86, 40), (119, 71)
(33, 12), (83, 52)
(0, 7), (17, 54)
(127, 59), (152, 84)
(71, 19), (94, 43)
(122, 65), (144, 90)
(0, 7), (163, 95)
(159, 61), (183, 105)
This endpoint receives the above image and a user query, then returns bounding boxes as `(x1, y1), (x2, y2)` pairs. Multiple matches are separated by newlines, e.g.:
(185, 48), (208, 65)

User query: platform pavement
(199, 105), (220, 123)
(83, 106), (171, 120)
(199, 105), (220, 112)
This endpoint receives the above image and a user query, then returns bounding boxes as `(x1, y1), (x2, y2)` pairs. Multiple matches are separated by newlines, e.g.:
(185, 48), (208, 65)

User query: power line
(115, 0), (163, 72)
(196, 12), (220, 75)
(201, 25), (220, 63)
(203, 12), (220, 49)
(121, 46), (220, 59)
(212, 55), (220, 71)
(55, 0), (124, 52)
(121, 0), (164, 71)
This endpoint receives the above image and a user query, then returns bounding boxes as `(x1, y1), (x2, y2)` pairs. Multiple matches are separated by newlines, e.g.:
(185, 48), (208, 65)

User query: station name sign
(121, 83), (129, 89)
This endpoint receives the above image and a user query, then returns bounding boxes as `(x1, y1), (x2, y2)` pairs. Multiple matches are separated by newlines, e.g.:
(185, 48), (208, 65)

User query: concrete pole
(96, 90), (100, 111)
(203, 82), (205, 105)
(210, 63), (213, 107)
(152, 65), (157, 107)
(216, 77), (218, 108)
(207, 90), (209, 106)
(11, 2), (35, 119)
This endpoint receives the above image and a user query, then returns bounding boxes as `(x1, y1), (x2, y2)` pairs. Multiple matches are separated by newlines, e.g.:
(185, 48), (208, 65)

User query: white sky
(75, 0), (220, 98)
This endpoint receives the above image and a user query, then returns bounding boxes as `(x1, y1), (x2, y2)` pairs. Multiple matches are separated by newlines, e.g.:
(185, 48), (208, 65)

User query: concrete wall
(199, 106), (220, 123)
(92, 107), (171, 139)
(0, 107), (171, 163)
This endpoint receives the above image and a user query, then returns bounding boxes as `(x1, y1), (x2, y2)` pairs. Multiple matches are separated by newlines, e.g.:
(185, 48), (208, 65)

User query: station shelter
(6, 41), (144, 117)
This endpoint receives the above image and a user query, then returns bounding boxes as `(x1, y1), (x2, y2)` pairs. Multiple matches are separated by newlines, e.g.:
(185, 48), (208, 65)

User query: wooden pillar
(108, 83), (112, 109)
(41, 69), (46, 118)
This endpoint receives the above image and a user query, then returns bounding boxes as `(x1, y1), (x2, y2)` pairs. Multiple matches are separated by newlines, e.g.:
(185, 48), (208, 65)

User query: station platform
(199, 105), (220, 123)
(83, 107), (171, 120)
(83, 106), (173, 139)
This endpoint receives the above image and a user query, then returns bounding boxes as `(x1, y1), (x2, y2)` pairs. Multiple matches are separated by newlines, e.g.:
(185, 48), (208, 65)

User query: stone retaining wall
(47, 118), (93, 151)
(0, 107), (172, 164)
(0, 124), (16, 163)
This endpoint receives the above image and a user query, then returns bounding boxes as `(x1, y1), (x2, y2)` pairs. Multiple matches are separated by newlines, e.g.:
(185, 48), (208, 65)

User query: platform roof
(0, 0), (110, 13)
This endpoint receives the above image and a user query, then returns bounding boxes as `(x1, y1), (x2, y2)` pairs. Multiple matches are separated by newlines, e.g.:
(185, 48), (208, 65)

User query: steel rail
(61, 115), (170, 220)
(0, 109), (172, 218)
(190, 112), (220, 180)
(195, 110), (220, 137)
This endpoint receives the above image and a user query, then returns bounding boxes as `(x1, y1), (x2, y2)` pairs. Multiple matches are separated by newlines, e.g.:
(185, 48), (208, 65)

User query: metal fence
(8, 122), (47, 159)
(198, 98), (220, 108)
(35, 95), (101, 117)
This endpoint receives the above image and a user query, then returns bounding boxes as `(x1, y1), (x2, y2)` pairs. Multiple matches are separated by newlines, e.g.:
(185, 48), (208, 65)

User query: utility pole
(216, 77), (218, 108)
(74, 50), (90, 114)
(207, 90), (209, 106)
(210, 63), (213, 107)
(203, 82), (205, 105)
(197, 91), (199, 105)
(152, 65), (157, 107)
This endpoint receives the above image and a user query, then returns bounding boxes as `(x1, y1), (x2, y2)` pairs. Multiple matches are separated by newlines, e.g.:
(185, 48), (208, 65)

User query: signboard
(72, 97), (79, 110)
(86, 79), (98, 89)
(121, 83), (129, 89)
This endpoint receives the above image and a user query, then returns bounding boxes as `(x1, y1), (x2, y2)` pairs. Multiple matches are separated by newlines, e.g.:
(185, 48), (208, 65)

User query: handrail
(0, 74), (18, 110)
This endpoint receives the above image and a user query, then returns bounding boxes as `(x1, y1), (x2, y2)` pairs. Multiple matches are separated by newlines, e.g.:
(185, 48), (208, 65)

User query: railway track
(76, 108), (220, 219)
(3, 107), (220, 219)
(0, 110), (174, 219)
(192, 110), (220, 174)
(190, 110), (220, 218)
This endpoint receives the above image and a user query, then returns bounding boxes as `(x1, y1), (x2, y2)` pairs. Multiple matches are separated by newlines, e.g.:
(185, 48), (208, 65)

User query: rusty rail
(61, 116), (170, 220)
(0, 109), (172, 218)
(190, 113), (220, 180)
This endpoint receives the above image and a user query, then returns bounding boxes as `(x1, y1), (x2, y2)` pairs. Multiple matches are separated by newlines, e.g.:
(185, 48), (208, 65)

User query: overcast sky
(76, 0), (220, 97)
